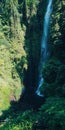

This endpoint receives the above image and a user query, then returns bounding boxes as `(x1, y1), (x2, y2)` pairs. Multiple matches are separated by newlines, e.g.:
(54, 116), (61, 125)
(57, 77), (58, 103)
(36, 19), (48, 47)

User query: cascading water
(36, 0), (53, 96)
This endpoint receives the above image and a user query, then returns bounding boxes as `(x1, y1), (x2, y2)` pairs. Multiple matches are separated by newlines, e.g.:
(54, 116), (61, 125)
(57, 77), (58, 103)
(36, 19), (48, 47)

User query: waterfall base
(36, 77), (44, 97)
(19, 90), (45, 109)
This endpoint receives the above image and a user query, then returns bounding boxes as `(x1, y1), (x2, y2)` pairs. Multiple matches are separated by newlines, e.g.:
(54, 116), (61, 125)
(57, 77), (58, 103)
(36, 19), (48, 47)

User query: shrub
(39, 97), (65, 130)
(43, 59), (61, 83)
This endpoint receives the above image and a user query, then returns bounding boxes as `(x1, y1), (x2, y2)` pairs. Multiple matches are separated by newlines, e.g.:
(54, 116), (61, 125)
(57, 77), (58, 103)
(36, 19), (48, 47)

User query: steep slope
(0, 0), (65, 130)
(0, 0), (26, 111)
(41, 0), (65, 97)
(0, 0), (47, 111)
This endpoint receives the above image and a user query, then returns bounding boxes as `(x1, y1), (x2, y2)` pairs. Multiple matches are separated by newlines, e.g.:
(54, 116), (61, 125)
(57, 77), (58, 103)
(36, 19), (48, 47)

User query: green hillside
(0, 0), (65, 130)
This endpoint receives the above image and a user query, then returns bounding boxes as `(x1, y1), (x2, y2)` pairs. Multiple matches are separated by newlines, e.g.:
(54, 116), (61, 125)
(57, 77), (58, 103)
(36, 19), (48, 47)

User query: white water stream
(36, 0), (53, 96)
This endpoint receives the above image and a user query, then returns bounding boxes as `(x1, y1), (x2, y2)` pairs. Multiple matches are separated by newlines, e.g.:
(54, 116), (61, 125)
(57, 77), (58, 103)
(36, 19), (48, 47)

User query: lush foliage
(0, 0), (65, 130)
(0, 0), (26, 112)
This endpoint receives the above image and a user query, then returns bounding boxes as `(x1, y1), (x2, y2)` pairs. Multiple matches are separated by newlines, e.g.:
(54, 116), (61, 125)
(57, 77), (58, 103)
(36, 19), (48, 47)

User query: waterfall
(36, 0), (53, 96)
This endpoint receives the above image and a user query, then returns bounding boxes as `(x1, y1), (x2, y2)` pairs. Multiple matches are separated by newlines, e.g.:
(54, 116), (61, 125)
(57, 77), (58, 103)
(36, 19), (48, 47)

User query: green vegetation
(0, 0), (65, 130)
(0, 86), (11, 111)
(0, 110), (38, 130)
(0, 0), (26, 112)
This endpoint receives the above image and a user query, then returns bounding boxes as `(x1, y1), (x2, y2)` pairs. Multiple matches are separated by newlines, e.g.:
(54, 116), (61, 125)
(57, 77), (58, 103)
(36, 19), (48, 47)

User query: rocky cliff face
(0, 0), (26, 110)
(0, 0), (47, 108)
(23, 0), (47, 93)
